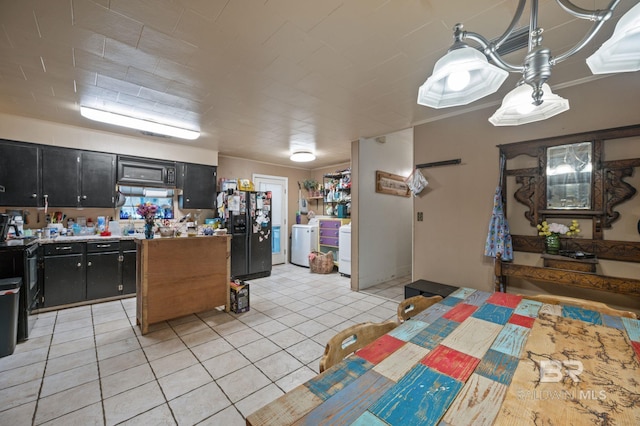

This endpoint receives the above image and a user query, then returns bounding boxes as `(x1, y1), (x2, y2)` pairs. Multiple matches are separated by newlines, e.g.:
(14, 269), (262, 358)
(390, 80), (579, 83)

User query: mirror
(546, 142), (592, 209)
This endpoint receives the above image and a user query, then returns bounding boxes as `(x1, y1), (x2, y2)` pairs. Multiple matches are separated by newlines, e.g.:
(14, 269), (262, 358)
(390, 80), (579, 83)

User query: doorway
(253, 174), (287, 265)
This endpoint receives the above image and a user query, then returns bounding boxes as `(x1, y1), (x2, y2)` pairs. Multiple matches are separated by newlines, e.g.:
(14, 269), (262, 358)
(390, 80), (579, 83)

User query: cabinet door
(181, 163), (216, 209)
(86, 252), (120, 299)
(43, 254), (85, 307)
(0, 141), (40, 206)
(80, 151), (116, 208)
(42, 147), (80, 207)
(121, 250), (137, 294)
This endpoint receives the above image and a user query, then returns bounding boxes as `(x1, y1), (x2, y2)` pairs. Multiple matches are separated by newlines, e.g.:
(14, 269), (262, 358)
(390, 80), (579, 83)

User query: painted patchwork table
(246, 288), (640, 426)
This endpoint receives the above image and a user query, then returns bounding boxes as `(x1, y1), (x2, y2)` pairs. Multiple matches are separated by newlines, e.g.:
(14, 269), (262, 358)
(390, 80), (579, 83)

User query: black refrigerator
(227, 191), (272, 280)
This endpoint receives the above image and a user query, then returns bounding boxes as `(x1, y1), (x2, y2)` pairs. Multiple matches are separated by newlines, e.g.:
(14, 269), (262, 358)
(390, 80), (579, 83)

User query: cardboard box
(230, 281), (250, 313)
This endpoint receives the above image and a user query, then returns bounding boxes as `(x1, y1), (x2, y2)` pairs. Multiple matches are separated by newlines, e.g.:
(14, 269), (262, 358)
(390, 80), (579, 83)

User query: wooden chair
(319, 320), (397, 373)
(397, 295), (443, 323)
(519, 294), (637, 319)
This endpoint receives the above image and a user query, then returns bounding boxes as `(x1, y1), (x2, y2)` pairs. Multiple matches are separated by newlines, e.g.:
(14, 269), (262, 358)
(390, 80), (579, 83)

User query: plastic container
(0, 278), (21, 357)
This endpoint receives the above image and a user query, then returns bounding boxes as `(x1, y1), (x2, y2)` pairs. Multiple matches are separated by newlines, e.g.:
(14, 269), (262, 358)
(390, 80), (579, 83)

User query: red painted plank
(485, 293), (522, 308)
(508, 313), (536, 329)
(421, 345), (480, 382)
(443, 303), (478, 323)
(632, 341), (640, 361)
(355, 335), (405, 365)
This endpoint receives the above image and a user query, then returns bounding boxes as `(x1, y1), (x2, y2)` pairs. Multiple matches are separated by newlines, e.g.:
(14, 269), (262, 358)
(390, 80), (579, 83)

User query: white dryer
(291, 220), (318, 267)
(338, 223), (351, 276)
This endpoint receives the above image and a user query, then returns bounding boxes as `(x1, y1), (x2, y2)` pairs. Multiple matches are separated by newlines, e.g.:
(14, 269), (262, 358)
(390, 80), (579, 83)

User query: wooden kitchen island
(136, 235), (231, 334)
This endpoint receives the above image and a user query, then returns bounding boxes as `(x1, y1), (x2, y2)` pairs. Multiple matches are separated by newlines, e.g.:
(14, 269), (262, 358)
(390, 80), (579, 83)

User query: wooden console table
(136, 236), (230, 334)
(494, 253), (640, 297)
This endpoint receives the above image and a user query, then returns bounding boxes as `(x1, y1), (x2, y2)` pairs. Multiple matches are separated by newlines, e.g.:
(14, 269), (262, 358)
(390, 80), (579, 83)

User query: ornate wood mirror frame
(495, 124), (640, 296)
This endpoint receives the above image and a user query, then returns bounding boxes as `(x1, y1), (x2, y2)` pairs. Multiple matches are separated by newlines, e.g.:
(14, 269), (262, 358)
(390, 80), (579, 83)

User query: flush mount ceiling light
(290, 151), (316, 162)
(417, 0), (640, 126)
(80, 106), (200, 140)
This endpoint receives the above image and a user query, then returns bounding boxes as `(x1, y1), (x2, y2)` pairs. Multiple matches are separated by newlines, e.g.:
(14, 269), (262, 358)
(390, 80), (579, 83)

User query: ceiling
(0, 0), (635, 168)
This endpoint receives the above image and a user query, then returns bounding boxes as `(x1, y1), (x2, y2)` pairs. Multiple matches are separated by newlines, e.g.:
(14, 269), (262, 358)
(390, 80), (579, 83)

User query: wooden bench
(404, 279), (458, 299)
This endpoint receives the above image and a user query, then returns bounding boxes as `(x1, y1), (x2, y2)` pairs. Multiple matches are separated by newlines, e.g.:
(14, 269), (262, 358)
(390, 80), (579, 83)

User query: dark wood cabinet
(86, 242), (121, 299)
(42, 147), (116, 208)
(42, 243), (86, 308)
(0, 140), (41, 206)
(80, 151), (116, 208)
(180, 163), (217, 209)
(41, 240), (137, 308)
(42, 147), (80, 208)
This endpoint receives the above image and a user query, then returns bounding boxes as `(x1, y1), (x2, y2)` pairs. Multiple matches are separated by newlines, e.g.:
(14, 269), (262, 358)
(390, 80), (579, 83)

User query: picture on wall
(376, 170), (410, 197)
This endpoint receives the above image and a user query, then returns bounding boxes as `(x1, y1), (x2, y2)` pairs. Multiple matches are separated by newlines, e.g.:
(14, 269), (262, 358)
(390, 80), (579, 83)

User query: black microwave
(117, 156), (177, 187)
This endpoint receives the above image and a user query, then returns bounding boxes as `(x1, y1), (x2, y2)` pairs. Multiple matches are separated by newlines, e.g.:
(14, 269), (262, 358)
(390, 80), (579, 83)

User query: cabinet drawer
(319, 228), (339, 238)
(319, 236), (339, 247)
(319, 220), (341, 230)
(87, 241), (119, 253)
(120, 240), (136, 251)
(43, 242), (84, 256)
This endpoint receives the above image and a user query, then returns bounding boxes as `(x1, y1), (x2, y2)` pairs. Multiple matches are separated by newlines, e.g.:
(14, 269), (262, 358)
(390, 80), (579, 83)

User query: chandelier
(417, 0), (640, 126)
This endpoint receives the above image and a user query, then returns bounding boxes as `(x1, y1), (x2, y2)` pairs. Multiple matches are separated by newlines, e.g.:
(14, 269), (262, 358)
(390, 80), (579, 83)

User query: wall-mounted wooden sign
(376, 170), (410, 197)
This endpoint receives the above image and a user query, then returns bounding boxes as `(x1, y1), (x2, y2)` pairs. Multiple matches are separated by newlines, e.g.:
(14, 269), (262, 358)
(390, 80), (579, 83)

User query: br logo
(539, 360), (583, 383)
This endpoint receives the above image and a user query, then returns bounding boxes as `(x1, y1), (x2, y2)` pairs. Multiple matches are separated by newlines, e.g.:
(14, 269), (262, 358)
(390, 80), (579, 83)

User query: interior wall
(412, 72), (640, 312)
(358, 129), (413, 289)
(0, 112), (217, 165)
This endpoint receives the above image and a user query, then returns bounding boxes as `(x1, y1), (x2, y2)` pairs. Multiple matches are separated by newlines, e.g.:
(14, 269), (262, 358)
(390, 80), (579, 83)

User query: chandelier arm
(463, 31), (524, 73)
(493, 0), (528, 49)
(555, 0), (620, 21)
(551, 15), (613, 65)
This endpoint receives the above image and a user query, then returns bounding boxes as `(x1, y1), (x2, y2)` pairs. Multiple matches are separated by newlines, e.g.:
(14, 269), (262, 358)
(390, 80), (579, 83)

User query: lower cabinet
(41, 240), (137, 308)
(318, 218), (350, 265)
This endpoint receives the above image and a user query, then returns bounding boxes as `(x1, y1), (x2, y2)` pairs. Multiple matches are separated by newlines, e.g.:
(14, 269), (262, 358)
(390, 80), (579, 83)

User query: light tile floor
(358, 274), (411, 302)
(0, 263), (403, 425)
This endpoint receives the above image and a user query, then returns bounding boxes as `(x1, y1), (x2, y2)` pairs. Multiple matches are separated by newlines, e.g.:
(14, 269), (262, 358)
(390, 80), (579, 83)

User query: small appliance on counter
(0, 213), (22, 242)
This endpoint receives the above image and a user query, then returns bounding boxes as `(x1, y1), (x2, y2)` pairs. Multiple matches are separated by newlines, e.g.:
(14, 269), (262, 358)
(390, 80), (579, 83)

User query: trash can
(0, 277), (21, 358)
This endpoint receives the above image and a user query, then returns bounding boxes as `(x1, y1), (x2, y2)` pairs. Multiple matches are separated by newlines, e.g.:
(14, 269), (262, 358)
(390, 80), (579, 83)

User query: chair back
(397, 295), (443, 323)
(319, 320), (397, 373)
(520, 294), (637, 319)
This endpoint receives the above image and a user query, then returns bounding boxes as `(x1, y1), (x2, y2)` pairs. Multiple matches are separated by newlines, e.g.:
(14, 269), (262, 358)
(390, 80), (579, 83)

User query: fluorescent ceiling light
(290, 151), (316, 162)
(417, 46), (508, 108)
(489, 83), (569, 126)
(80, 106), (200, 140)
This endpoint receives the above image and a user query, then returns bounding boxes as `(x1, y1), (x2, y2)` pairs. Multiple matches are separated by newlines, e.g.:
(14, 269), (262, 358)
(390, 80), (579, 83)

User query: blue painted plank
(449, 287), (477, 300)
(350, 411), (388, 426)
(305, 357), (374, 401)
(410, 317), (460, 350)
(602, 314), (625, 331)
(622, 317), (640, 342)
(370, 364), (463, 426)
(475, 348), (520, 385)
(413, 303), (452, 324)
(464, 291), (492, 307)
(471, 304), (514, 325)
(440, 296), (464, 307)
(490, 323), (531, 357)
(389, 320), (429, 341)
(514, 299), (543, 318)
(561, 305), (603, 325)
(298, 370), (394, 426)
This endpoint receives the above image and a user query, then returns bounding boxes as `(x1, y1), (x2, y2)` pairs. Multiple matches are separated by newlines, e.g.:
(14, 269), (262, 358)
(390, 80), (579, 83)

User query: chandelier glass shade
(417, 0), (640, 126)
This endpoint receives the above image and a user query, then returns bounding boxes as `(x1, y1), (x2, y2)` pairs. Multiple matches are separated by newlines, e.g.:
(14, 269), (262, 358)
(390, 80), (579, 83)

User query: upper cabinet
(0, 140), (40, 207)
(179, 163), (217, 209)
(42, 147), (116, 208)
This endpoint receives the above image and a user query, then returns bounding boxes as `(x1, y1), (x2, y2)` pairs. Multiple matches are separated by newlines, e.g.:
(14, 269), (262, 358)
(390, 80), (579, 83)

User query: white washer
(291, 221), (318, 267)
(338, 223), (351, 276)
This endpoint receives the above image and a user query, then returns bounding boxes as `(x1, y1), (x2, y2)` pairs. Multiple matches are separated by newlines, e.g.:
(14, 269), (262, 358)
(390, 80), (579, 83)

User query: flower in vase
(136, 202), (158, 224)
(537, 220), (580, 237)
